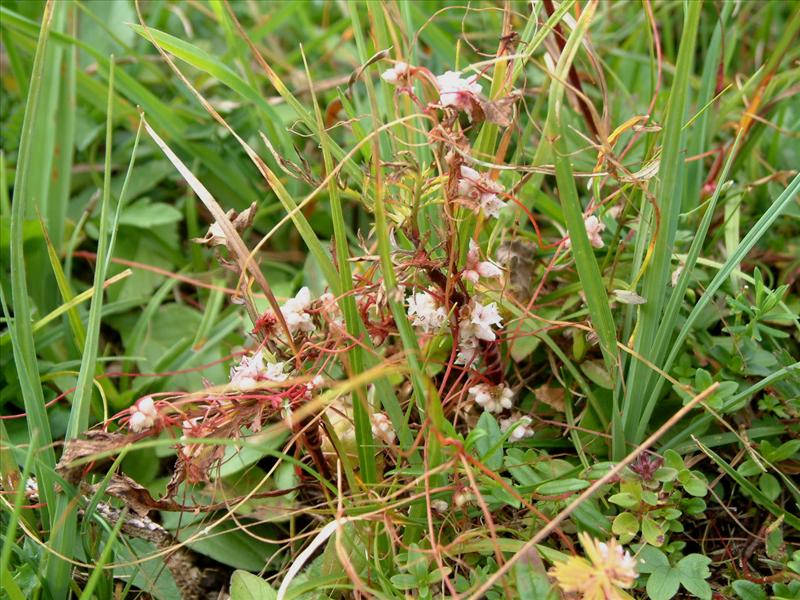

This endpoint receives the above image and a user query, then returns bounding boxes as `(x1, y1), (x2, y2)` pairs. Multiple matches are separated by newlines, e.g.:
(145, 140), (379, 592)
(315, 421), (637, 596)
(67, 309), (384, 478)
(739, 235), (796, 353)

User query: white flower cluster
(500, 415), (535, 441)
(460, 300), (502, 342)
(129, 396), (158, 432)
(566, 215), (605, 249)
(370, 412), (396, 445)
(455, 300), (503, 364)
(281, 287), (314, 334)
(463, 239), (502, 283)
(436, 71), (482, 119)
(229, 350), (288, 391)
(381, 64), (484, 120)
(458, 165), (505, 218)
(468, 383), (513, 413)
(407, 291), (448, 333)
(381, 61), (411, 85)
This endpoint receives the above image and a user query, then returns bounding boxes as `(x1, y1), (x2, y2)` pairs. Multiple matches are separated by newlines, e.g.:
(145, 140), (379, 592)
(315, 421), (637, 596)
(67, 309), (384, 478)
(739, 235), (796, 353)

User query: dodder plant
(3, 1), (799, 599)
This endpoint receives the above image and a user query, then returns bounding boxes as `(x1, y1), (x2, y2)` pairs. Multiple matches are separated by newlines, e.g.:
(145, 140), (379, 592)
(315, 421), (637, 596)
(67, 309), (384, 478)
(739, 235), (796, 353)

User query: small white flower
(584, 216), (606, 248)
(370, 412), (396, 445)
(565, 215), (606, 249)
(500, 415), (535, 441)
(436, 70), (482, 118)
(407, 291), (448, 333)
(129, 396), (158, 432)
(128, 411), (150, 432)
(281, 287), (315, 334)
(138, 396), (157, 417)
(456, 335), (480, 365)
(458, 165), (505, 218)
(460, 301), (503, 342)
(381, 61), (410, 85)
(468, 383), (513, 413)
(230, 351), (288, 389)
(463, 239), (503, 283)
(431, 499), (449, 513)
(264, 361), (288, 382)
(454, 491), (473, 508)
(230, 350), (265, 390)
(480, 194), (506, 218)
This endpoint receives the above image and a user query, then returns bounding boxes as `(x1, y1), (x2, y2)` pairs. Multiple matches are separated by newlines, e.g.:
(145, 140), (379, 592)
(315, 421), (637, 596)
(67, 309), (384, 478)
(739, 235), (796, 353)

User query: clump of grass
(2, 1), (799, 599)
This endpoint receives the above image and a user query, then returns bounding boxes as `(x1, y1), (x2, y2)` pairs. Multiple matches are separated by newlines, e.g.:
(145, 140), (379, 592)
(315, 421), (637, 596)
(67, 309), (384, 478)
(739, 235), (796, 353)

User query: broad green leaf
(646, 566), (681, 600)
(758, 473), (781, 502)
(230, 571), (278, 600)
(612, 512), (639, 542)
(641, 516), (665, 547)
(731, 580), (767, 600)
(637, 546), (669, 574)
(171, 521), (279, 572)
(474, 411), (504, 470)
(676, 554), (712, 600)
(608, 492), (639, 509)
(118, 199), (183, 228)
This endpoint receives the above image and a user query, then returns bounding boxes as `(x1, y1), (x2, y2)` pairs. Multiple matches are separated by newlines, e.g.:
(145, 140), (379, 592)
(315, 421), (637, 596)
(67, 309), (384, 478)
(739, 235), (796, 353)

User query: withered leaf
(497, 239), (538, 300)
(105, 473), (163, 516)
(474, 92), (519, 127)
(57, 431), (131, 485)
(534, 385), (566, 413)
(192, 202), (257, 247)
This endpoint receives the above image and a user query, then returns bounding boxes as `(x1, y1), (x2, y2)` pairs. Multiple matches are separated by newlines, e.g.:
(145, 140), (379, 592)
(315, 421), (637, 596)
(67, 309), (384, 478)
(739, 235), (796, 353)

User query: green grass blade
(6, 0), (58, 529)
(78, 508), (128, 600)
(47, 2), (75, 251)
(544, 2), (617, 379)
(302, 48), (376, 484)
(65, 58), (121, 438)
(623, 1), (702, 447)
(684, 2), (732, 212)
(552, 129), (618, 375)
(0, 6), (261, 206)
(0, 429), (37, 581)
(632, 130), (745, 441)
(45, 57), (130, 600)
(638, 173), (799, 442)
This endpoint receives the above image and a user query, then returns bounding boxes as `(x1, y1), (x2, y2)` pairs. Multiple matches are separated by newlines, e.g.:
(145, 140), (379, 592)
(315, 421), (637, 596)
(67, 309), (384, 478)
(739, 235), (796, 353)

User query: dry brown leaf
(56, 431), (130, 485)
(534, 385), (566, 413)
(474, 92), (519, 127)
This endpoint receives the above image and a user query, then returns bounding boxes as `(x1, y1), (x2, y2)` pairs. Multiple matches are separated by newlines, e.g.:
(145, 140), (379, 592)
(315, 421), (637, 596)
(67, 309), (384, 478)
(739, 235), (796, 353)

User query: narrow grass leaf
(6, 0), (57, 529)
(624, 1), (702, 446)
(639, 174), (799, 441)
